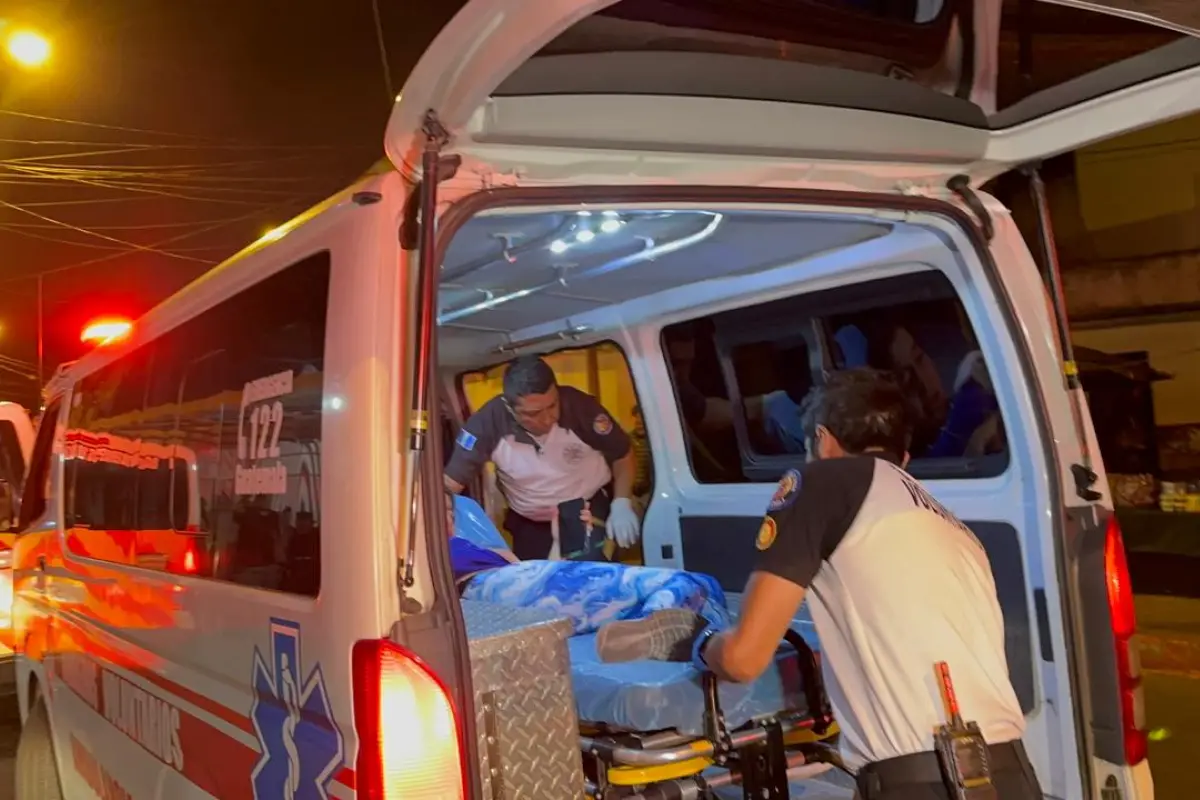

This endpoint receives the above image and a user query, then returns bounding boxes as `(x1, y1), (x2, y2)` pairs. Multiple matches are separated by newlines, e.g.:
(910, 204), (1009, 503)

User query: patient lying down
(447, 491), (730, 650)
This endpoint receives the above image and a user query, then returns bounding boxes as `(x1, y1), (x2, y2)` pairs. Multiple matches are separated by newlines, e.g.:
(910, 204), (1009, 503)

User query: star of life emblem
(251, 618), (345, 800)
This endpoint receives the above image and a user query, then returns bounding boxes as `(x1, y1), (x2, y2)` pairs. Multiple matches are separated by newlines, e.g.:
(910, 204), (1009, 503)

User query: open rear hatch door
(386, 0), (1200, 188)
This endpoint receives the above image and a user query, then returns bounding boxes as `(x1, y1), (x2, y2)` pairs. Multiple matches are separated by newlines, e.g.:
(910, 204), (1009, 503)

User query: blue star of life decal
(251, 618), (345, 800)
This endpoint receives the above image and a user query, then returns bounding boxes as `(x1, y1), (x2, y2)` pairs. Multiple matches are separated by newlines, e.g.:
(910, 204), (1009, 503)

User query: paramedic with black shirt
(607, 369), (1042, 799)
(443, 355), (640, 560)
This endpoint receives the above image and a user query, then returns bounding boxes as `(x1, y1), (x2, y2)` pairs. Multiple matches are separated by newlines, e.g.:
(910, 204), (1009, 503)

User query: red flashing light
(81, 318), (133, 345)
(182, 549), (197, 574)
(352, 639), (466, 799)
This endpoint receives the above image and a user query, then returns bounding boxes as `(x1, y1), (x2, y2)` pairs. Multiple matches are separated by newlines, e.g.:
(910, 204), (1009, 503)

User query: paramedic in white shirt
(599, 368), (1042, 800)
(443, 355), (640, 560)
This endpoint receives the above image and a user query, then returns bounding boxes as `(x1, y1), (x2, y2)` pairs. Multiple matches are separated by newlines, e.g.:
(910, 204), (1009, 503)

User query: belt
(856, 740), (1032, 797)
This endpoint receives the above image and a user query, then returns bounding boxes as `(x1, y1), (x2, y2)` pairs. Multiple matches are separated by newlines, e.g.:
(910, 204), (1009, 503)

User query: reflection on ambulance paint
(56, 429), (200, 632)
(0, 539), (13, 653)
(71, 735), (133, 800)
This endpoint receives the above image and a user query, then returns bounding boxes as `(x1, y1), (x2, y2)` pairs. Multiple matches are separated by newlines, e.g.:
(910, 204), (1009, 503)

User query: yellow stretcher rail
(603, 720), (840, 786)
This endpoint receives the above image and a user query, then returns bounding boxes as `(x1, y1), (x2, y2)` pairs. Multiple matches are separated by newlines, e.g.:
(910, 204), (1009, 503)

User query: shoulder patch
(456, 429), (478, 452)
(768, 468), (802, 511)
(593, 413), (613, 436)
(756, 516), (778, 551)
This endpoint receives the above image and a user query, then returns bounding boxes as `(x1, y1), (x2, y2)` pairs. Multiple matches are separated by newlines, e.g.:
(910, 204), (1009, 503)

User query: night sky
(1, 0), (464, 404)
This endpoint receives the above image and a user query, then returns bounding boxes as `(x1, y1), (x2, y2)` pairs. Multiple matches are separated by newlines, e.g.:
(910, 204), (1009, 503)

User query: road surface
(1145, 669), (1200, 797)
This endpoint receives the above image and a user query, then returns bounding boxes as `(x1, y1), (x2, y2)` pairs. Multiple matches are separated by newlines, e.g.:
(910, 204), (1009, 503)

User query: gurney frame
(580, 630), (847, 799)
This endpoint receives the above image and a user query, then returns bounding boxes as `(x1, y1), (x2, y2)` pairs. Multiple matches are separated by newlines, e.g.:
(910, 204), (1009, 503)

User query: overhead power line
(0, 196), (308, 284)
(370, 0), (396, 103)
(0, 110), (375, 152)
(0, 138), (359, 151)
(0, 199), (213, 263)
(0, 215), (267, 232)
(0, 109), (228, 141)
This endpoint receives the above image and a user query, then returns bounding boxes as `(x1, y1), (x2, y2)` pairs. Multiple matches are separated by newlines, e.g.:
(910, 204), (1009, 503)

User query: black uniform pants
(854, 740), (1043, 800)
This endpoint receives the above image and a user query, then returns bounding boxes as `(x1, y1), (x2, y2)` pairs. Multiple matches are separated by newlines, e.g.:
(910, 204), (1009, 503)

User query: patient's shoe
(595, 609), (709, 663)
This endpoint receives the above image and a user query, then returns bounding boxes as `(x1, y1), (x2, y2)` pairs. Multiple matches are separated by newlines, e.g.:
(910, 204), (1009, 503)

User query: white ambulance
(10, 0), (1198, 798)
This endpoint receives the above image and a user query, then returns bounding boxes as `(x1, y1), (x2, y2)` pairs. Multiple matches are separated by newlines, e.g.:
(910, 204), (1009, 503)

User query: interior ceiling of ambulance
(437, 209), (893, 354)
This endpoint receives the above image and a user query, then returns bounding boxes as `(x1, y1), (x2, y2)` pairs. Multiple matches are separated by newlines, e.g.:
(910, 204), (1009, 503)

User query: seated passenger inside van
(446, 490), (731, 638)
(927, 350), (1003, 458)
(841, 323), (1001, 459)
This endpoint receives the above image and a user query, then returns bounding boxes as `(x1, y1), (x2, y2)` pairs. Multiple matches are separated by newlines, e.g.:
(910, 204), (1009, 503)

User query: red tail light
(352, 639), (467, 799)
(1103, 515), (1146, 765)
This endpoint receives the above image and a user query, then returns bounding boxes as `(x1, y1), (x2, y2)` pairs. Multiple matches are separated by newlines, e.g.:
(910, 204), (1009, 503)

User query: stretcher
(454, 500), (845, 798)
(574, 626), (844, 799)
(463, 596), (844, 799)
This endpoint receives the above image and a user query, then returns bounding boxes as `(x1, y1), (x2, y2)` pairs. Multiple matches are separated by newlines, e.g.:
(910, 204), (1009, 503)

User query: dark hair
(799, 368), (912, 461)
(502, 355), (557, 401)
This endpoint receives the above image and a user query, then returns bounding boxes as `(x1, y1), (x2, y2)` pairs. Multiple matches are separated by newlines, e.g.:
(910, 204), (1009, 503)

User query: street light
(4, 28), (51, 70)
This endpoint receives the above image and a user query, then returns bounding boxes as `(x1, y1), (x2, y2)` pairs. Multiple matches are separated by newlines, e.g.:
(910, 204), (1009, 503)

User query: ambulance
(10, 1), (1199, 798)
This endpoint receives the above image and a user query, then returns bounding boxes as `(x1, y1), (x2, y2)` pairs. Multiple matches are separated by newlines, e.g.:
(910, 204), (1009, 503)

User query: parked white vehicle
(0, 401), (34, 697)
(9, 1), (1198, 798)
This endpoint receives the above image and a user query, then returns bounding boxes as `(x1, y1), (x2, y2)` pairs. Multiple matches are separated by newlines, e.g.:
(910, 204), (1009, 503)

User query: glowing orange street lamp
(4, 29), (52, 70)
(81, 318), (133, 346)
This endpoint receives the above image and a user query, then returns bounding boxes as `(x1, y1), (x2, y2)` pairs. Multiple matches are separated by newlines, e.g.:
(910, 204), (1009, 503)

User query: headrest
(452, 495), (510, 551)
(953, 350), (991, 394)
(834, 325), (869, 368)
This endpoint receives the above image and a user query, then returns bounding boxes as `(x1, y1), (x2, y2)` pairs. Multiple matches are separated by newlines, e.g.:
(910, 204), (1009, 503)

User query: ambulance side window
(167, 250), (330, 596)
(60, 251), (330, 595)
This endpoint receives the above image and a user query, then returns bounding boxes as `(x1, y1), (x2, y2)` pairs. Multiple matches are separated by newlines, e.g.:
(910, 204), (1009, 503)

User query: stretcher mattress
(568, 624), (821, 735)
(463, 593), (823, 736)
